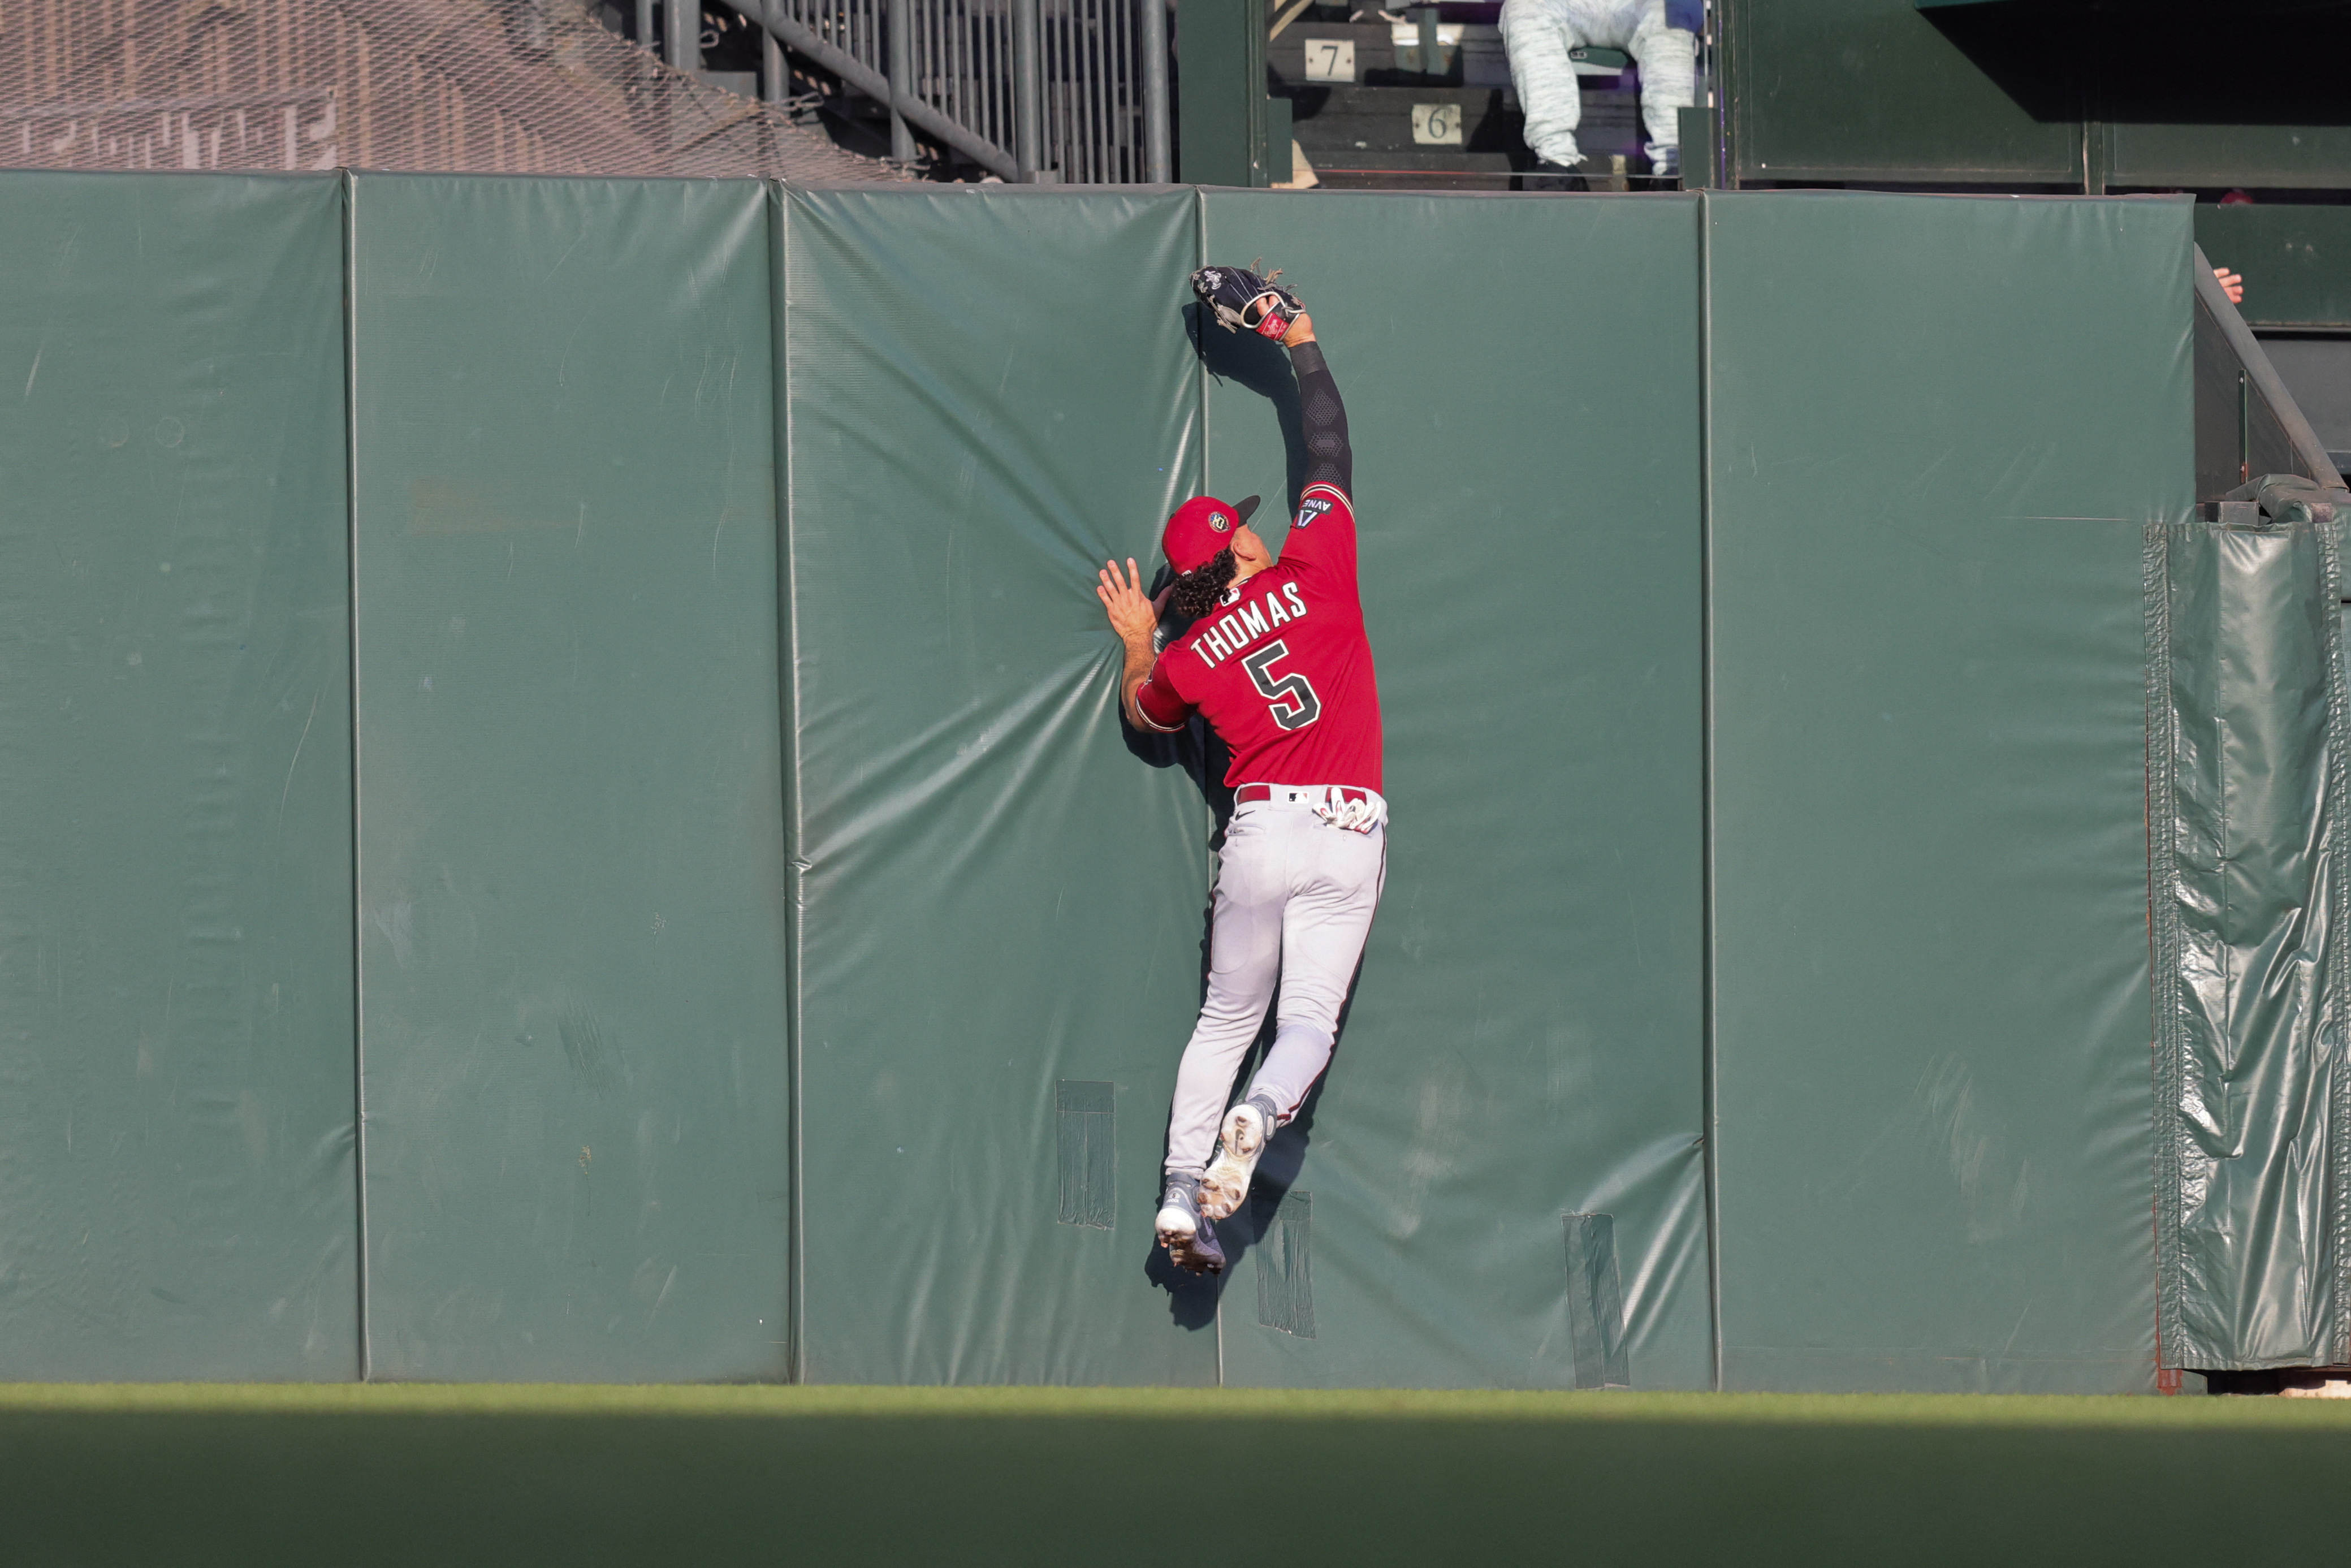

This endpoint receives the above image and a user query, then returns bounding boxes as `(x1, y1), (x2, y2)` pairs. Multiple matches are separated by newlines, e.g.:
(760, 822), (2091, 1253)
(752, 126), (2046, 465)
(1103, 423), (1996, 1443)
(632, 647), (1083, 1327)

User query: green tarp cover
(2151, 498), (2351, 1370)
(0, 173), (357, 1377)
(2158, 261), (2351, 1371)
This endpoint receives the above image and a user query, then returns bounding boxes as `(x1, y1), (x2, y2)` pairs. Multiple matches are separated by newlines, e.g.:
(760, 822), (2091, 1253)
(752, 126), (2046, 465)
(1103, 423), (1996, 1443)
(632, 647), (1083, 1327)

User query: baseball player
(1095, 267), (1386, 1274)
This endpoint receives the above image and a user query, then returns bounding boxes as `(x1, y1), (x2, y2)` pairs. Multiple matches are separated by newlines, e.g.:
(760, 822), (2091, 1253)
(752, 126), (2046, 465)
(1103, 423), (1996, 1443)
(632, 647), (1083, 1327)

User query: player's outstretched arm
(1096, 557), (1169, 729)
(1281, 312), (1352, 499)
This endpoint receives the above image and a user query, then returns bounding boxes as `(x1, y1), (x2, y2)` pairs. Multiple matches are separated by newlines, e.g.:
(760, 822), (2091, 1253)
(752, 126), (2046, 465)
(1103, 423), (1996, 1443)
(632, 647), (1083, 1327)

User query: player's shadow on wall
(1210, 952), (1370, 1280)
(1139, 977), (1366, 1327)
(1132, 713), (1239, 1332)
(1186, 301), (1308, 513)
(1118, 304), (1312, 804)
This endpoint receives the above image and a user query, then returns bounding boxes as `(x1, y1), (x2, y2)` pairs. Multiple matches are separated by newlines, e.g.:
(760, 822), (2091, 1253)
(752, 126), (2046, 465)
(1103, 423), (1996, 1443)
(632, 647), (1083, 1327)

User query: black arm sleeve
(1289, 340), (1353, 498)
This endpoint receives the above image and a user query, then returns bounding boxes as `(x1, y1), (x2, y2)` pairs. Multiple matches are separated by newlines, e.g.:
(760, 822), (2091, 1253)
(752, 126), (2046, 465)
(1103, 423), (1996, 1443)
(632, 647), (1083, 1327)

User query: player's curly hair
(1169, 548), (1238, 620)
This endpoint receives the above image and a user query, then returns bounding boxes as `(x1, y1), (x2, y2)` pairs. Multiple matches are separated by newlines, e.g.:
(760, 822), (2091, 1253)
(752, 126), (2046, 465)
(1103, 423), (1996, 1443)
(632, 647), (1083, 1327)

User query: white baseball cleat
(1155, 1175), (1226, 1274)
(1199, 1094), (1280, 1221)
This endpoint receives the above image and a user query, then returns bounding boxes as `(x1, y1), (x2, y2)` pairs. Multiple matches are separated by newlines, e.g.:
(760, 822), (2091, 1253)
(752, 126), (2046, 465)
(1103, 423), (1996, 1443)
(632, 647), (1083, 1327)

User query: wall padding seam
(771, 178), (809, 1384)
(342, 166), (374, 1385)
(2320, 512), (2351, 1367)
(2143, 515), (2185, 1372)
(1695, 187), (1725, 1396)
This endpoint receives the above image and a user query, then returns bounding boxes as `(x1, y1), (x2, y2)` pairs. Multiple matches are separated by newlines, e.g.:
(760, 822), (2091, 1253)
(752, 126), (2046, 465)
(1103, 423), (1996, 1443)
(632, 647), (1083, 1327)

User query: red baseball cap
(1161, 494), (1259, 573)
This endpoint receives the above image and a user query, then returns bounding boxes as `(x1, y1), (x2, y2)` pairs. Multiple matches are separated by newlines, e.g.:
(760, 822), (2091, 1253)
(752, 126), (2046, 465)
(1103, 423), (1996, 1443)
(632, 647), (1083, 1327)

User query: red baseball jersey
(1134, 482), (1382, 792)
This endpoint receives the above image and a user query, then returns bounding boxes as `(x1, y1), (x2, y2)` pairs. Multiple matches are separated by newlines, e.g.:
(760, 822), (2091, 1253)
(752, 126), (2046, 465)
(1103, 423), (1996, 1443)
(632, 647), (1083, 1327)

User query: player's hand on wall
(1096, 558), (1166, 645)
(2214, 266), (2244, 305)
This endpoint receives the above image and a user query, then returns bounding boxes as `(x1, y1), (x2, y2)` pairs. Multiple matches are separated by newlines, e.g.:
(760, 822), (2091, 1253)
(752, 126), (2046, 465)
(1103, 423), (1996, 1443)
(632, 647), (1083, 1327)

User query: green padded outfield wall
(1198, 191), (1713, 1390)
(0, 172), (357, 1378)
(0, 171), (2266, 1389)
(348, 176), (793, 1380)
(1705, 193), (2192, 1392)
(781, 188), (1222, 1384)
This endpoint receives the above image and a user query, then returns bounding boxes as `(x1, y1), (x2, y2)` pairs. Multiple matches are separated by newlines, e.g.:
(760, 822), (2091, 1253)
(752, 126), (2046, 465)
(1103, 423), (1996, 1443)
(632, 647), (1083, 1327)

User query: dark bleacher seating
(1268, 7), (1648, 190)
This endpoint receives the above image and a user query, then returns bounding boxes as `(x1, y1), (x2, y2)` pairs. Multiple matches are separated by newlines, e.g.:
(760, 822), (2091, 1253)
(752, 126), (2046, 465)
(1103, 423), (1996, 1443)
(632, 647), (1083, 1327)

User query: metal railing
(741, 0), (1168, 183)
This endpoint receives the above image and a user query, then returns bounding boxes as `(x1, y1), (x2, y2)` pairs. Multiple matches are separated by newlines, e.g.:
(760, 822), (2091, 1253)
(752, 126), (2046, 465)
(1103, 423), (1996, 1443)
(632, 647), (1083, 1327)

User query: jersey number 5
(1242, 640), (1322, 731)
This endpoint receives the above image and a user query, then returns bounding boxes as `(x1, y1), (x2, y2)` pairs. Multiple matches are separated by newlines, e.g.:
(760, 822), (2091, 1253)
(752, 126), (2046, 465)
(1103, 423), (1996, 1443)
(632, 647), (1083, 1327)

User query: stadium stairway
(1269, 6), (1663, 191)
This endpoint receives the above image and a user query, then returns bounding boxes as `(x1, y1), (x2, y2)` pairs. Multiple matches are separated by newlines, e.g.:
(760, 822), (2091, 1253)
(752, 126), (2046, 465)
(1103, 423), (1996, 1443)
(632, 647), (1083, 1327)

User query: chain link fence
(0, 0), (890, 181)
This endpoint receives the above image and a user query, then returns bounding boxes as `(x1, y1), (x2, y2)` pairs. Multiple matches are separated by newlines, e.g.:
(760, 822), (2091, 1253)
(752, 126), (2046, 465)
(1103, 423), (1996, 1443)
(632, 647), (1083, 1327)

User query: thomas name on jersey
(1190, 581), (1310, 672)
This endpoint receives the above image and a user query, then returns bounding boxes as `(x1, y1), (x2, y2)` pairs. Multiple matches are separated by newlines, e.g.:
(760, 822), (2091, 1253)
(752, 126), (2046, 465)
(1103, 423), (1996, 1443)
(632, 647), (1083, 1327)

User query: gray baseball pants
(1163, 792), (1388, 1179)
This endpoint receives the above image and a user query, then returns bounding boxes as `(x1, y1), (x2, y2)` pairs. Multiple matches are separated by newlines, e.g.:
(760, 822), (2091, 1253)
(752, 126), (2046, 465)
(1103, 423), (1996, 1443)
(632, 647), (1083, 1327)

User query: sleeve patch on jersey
(1293, 496), (1333, 530)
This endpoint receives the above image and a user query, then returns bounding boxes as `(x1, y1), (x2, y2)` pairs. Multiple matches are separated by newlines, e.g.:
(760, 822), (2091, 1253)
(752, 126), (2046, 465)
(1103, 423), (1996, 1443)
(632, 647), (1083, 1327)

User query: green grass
(2, 1385), (2345, 1565)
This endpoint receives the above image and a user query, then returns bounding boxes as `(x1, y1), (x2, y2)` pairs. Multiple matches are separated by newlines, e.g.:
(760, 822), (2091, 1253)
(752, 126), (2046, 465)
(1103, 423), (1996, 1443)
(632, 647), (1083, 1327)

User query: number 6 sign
(1411, 103), (1463, 146)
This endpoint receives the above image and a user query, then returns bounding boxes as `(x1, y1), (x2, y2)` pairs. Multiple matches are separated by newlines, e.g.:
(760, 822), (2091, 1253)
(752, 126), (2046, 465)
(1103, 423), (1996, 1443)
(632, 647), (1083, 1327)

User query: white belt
(1234, 783), (1388, 832)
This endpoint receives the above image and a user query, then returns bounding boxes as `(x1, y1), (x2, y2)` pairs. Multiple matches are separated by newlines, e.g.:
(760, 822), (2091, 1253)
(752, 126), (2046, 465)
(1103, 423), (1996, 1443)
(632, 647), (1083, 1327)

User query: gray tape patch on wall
(1565, 1212), (1630, 1389)
(1257, 1191), (1316, 1338)
(1056, 1081), (1116, 1229)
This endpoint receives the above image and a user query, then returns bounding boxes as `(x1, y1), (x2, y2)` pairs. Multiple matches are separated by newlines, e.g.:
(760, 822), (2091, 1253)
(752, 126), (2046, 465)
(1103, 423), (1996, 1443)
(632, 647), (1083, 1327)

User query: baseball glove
(1192, 262), (1302, 341)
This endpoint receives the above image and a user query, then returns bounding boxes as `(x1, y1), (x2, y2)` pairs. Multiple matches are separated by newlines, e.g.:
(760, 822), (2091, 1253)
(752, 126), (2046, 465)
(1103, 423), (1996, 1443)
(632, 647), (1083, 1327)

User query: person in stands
(1503, 0), (1697, 186)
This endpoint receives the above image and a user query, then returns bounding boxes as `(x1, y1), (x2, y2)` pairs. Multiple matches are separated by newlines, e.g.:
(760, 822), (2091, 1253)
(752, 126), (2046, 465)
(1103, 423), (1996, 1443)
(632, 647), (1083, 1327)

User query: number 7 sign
(1304, 39), (1355, 82)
